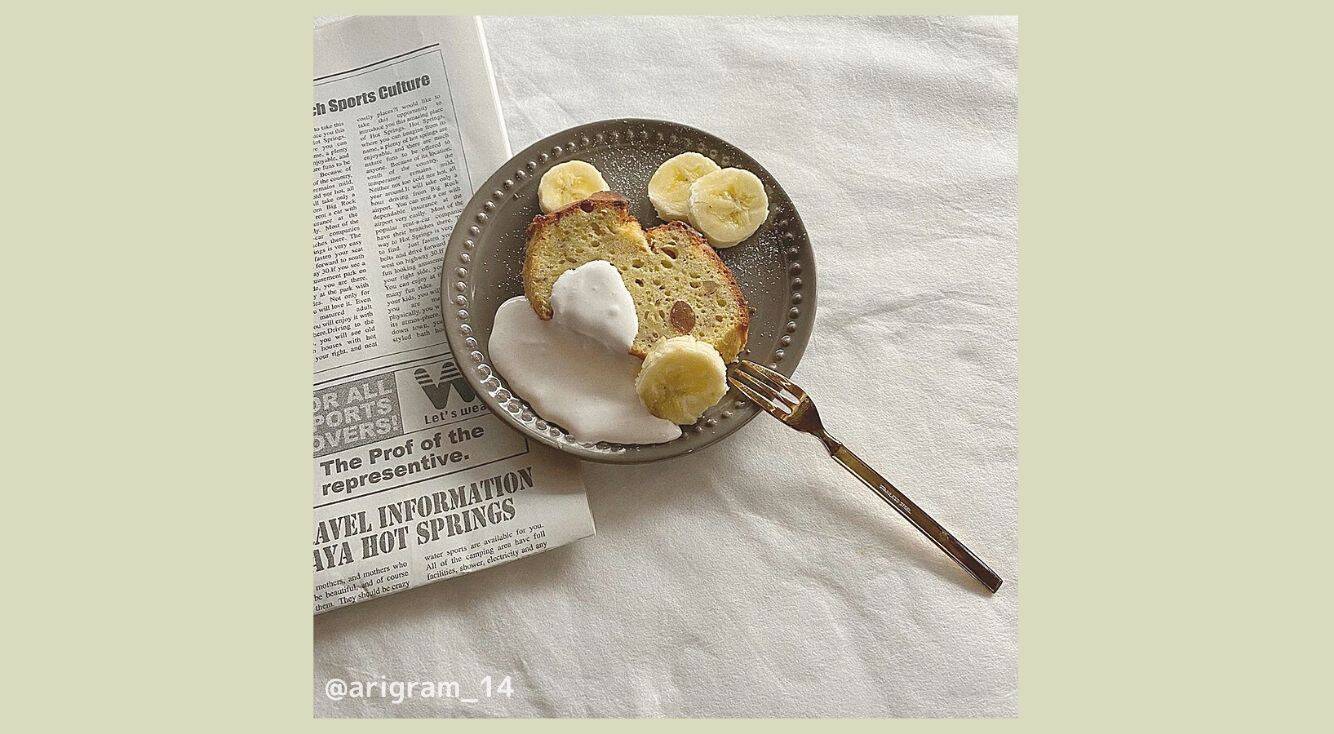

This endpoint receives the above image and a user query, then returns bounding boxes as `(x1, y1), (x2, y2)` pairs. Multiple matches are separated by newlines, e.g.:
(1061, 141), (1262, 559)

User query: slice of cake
(522, 192), (749, 362)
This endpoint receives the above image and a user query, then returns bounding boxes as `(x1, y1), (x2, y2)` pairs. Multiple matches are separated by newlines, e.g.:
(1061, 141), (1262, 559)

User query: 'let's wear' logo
(413, 360), (477, 409)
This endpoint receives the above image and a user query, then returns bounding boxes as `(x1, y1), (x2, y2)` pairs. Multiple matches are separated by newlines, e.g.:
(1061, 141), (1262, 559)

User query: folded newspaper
(312, 16), (594, 614)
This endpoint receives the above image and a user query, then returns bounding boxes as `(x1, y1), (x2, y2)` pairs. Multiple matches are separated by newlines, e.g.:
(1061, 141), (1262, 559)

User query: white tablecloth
(315, 15), (1018, 718)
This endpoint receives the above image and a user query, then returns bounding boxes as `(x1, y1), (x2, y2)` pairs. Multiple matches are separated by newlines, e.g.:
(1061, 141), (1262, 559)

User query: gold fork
(729, 360), (1003, 593)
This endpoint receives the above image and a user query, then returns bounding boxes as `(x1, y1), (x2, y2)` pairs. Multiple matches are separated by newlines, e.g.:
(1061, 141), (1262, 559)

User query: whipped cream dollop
(489, 260), (681, 445)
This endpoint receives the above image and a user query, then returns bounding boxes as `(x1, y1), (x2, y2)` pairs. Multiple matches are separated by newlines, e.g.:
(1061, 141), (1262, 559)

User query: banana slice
(648, 152), (721, 221)
(635, 335), (728, 425)
(538, 160), (609, 214)
(687, 168), (769, 248)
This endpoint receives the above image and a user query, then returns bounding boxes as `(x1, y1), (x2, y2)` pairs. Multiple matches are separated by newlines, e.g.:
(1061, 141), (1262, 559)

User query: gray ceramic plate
(441, 119), (815, 463)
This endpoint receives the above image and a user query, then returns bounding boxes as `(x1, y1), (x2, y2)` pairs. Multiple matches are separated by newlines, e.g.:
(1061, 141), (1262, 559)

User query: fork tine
(729, 375), (791, 417)
(729, 367), (792, 409)
(735, 360), (805, 402)
(738, 360), (806, 399)
(731, 365), (800, 406)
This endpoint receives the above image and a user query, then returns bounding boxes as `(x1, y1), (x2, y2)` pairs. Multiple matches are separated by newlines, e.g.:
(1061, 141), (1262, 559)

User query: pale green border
(11, 0), (1327, 728)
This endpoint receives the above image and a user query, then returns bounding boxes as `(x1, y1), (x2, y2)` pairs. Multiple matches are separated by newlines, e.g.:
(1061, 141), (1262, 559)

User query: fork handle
(825, 439), (1003, 593)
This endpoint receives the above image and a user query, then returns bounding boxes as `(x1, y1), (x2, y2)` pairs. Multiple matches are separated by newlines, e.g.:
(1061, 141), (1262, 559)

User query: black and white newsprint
(312, 16), (594, 614)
